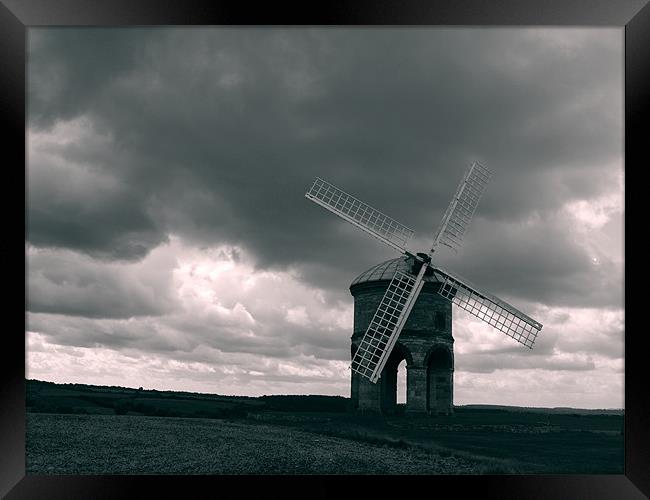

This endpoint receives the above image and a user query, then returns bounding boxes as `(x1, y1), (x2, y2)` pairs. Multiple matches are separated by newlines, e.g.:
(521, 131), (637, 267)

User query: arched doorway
(396, 360), (407, 407)
(379, 343), (410, 415)
(426, 346), (453, 414)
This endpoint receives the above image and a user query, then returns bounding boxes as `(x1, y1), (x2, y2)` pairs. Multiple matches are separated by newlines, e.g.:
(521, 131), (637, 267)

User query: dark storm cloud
(27, 181), (167, 262)
(433, 215), (623, 308)
(27, 246), (178, 319)
(27, 28), (622, 308)
(27, 114), (168, 261)
(28, 28), (160, 130)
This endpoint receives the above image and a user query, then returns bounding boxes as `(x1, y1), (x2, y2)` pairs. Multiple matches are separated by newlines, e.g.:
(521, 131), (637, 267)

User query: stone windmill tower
(305, 162), (543, 416)
(350, 257), (454, 415)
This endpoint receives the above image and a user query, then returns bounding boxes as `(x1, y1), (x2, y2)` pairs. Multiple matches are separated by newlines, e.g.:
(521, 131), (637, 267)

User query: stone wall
(350, 280), (454, 415)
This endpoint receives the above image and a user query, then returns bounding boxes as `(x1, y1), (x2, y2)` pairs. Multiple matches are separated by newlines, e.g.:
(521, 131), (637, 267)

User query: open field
(249, 410), (624, 474)
(27, 410), (623, 475)
(26, 380), (624, 474)
(27, 413), (483, 474)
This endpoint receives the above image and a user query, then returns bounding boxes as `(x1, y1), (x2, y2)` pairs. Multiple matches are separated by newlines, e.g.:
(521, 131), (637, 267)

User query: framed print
(3, 0), (648, 498)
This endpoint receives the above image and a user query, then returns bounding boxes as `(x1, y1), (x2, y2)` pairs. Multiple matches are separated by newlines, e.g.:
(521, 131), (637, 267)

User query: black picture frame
(3, 0), (648, 498)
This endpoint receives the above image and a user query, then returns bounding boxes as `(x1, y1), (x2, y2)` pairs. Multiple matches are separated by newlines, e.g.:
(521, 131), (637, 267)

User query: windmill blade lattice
(305, 177), (414, 253)
(351, 266), (427, 383)
(432, 266), (542, 348)
(305, 161), (544, 385)
(431, 161), (493, 254)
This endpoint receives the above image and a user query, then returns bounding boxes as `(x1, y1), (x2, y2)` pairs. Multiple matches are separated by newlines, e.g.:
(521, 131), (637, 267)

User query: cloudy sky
(26, 27), (624, 409)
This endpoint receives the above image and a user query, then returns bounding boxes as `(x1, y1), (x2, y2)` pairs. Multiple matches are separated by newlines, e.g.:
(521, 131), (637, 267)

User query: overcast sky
(26, 27), (624, 408)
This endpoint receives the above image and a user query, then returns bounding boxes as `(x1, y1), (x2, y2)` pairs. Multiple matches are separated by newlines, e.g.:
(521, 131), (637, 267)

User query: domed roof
(350, 256), (442, 287)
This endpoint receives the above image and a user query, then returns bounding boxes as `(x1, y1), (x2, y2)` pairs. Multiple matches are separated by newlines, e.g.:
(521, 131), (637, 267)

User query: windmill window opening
(396, 359), (407, 404)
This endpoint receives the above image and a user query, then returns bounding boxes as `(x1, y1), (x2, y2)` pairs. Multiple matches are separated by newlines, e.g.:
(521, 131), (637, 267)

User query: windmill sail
(432, 266), (542, 348)
(351, 265), (427, 383)
(305, 163), (544, 387)
(431, 161), (492, 254)
(305, 177), (414, 253)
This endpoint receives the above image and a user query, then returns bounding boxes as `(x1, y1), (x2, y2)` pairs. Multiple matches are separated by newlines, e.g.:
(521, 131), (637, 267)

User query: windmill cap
(349, 255), (442, 288)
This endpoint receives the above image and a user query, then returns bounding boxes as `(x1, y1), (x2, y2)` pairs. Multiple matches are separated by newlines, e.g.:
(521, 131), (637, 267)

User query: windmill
(305, 162), (543, 384)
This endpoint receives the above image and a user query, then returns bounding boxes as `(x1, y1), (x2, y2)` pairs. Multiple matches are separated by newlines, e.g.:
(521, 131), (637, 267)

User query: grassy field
(25, 380), (624, 474)
(248, 410), (624, 474)
(26, 410), (623, 475)
(26, 413), (484, 474)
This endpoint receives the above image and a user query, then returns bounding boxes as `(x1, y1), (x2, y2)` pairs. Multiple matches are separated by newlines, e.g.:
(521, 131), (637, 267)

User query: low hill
(26, 379), (350, 418)
(457, 404), (623, 416)
(26, 379), (623, 418)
